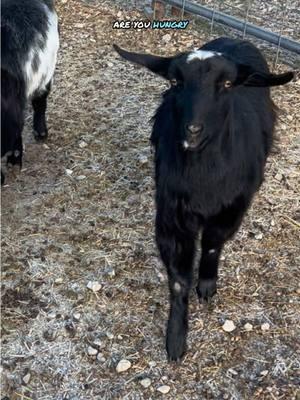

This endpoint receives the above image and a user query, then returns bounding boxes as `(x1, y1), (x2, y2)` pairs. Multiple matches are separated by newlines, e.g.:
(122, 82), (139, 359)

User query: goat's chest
(157, 155), (254, 218)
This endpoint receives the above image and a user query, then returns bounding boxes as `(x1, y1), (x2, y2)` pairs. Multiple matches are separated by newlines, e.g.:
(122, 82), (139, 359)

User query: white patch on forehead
(187, 50), (221, 63)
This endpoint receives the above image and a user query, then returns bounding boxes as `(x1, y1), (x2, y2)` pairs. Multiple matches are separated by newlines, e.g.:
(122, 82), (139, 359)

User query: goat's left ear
(236, 64), (296, 87)
(113, 44), (172, 79)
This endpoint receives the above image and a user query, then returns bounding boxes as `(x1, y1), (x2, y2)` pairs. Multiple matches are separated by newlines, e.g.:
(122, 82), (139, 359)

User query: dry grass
(1, 1), (300, 399)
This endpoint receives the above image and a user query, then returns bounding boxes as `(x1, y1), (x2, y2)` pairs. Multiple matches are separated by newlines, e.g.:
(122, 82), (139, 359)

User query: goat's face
(114, 44), (295, 151)
(168, 53), (240, 150)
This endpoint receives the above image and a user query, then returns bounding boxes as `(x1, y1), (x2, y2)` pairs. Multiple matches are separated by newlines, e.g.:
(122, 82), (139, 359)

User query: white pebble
(261, 322), (270, 331)
(73, 312), (81, 321)
(87, 281), (102, 292)
(157, 385), (170, 394)
(77, 175), (86, 180)
(255, 232), (263, 240)
(97, 353), (106, 362)
(260, 370), (269, 376)
(65, 169), (73, 175)
(148, 361), (157, 368)
(116, 359), (131, 373)
(140, 378), (152, 388)
(162, 33), (171, 43)
(138, 155), (148, 165)
(87, 346), (98, 356)
(244, 323), (253, 331)
(48, 312), (56, 319)
(79, 141), (88, 148)
(93, 339), (104, 348)
(106, 332), (114, 340)
(22, 373), (31, 385)
(222, 320), (236, 332)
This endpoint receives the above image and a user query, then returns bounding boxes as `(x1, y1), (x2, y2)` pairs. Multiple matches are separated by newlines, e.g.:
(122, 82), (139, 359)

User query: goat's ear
(113, 44), (172, 78)
(235, 64), (296, 87)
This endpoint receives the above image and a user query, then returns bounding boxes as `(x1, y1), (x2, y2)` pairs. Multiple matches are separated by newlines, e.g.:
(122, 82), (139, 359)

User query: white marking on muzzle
(187, 50), (221, 63)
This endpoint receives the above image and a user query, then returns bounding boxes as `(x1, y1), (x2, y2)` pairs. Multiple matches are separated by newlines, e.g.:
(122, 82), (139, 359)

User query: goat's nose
(186, 124), (203, 134)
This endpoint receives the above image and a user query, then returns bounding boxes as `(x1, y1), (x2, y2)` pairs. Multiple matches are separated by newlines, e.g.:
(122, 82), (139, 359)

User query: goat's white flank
(24, 6), (59, 97)
(187, 50), (221, 63)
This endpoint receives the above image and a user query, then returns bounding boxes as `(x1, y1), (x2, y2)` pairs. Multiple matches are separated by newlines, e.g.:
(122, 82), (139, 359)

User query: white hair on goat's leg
(187, 50), (221, 63)
(24, 6), (59, 97)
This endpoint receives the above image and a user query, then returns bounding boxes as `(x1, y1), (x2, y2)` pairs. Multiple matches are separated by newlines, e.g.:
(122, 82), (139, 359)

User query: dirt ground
(1, 1), (300, 399)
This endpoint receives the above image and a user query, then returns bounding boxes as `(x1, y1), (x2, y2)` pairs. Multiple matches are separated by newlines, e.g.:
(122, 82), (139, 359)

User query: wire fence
(150, 0), (300, 67)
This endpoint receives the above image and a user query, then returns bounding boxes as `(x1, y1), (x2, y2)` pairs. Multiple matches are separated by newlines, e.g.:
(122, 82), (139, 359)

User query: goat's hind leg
(156, 224), (195, 361)
(32, 81), (51, 141)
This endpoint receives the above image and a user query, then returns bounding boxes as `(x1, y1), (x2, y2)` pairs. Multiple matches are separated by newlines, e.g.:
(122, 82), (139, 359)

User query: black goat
(114, 37), (295, 361)
(1, 0), (59, 184)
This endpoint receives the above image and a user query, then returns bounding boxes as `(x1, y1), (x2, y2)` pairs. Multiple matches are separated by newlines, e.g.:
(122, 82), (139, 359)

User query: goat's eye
(224, 80), (232, 88)
(170, 79), (178, 87)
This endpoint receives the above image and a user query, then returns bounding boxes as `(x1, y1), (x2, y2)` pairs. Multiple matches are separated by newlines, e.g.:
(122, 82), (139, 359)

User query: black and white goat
(114, 38), (296, 361)
(1, 0), (59, 184)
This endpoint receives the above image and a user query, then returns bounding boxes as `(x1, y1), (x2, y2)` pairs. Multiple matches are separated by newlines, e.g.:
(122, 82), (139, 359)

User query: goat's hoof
(7, 151), (22, 167)
(166, 341), (186, 362)
(166, 331), (186, 362)
(197, 278), (217, 303)
(33, 130), (48, 141)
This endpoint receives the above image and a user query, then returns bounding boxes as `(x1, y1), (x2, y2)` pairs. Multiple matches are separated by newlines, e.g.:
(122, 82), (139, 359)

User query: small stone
(22, 373), (31, 385)
(79, 141), (88, 148)
(43, 144), (50, 149)
(87, 281), (102, 292)
(228, 368), (238, 375)
(73, 312), (81, 321)
(148, 361), (157, 368)
(106, 332), (114, 340)
(261, 322), (270, 331)
(87, 346), (98, 356)
(55, 278), (63, 284)
(138, 155), (148, 165)
(93, 339), (103, 348)
(274, 173), (283, 181)
(77, 175), (86, 181)
(157, 385), (170, 394)
(140, 378), (152, 388)
(65, 169), (73, 175)
(162, 34), (171, 43)
(260, 370), (269, 376)
(97, 352), (106, 362)
(222, 320), (236, 332)
(255, 232), (263, 240)
(244, 323), (253, 331)
(116, 359), (131, 373)
(48, 312), (56, 319)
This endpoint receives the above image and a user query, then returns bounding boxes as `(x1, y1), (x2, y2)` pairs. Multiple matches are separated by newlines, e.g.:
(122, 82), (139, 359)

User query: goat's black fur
(114, 37), (295, 361)
(1, 0), (58, 184)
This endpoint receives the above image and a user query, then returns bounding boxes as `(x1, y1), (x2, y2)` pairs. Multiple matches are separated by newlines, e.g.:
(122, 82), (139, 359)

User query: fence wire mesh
(114, 0), (300, 67)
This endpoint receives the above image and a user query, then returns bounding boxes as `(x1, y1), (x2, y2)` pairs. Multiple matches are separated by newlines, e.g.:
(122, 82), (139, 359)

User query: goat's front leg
(197, 197), (247, 302)
(156, 224), (195, 361)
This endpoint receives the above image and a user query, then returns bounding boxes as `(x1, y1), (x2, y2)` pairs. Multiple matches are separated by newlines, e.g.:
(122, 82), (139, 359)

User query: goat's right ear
(113, 44), (172, 79)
